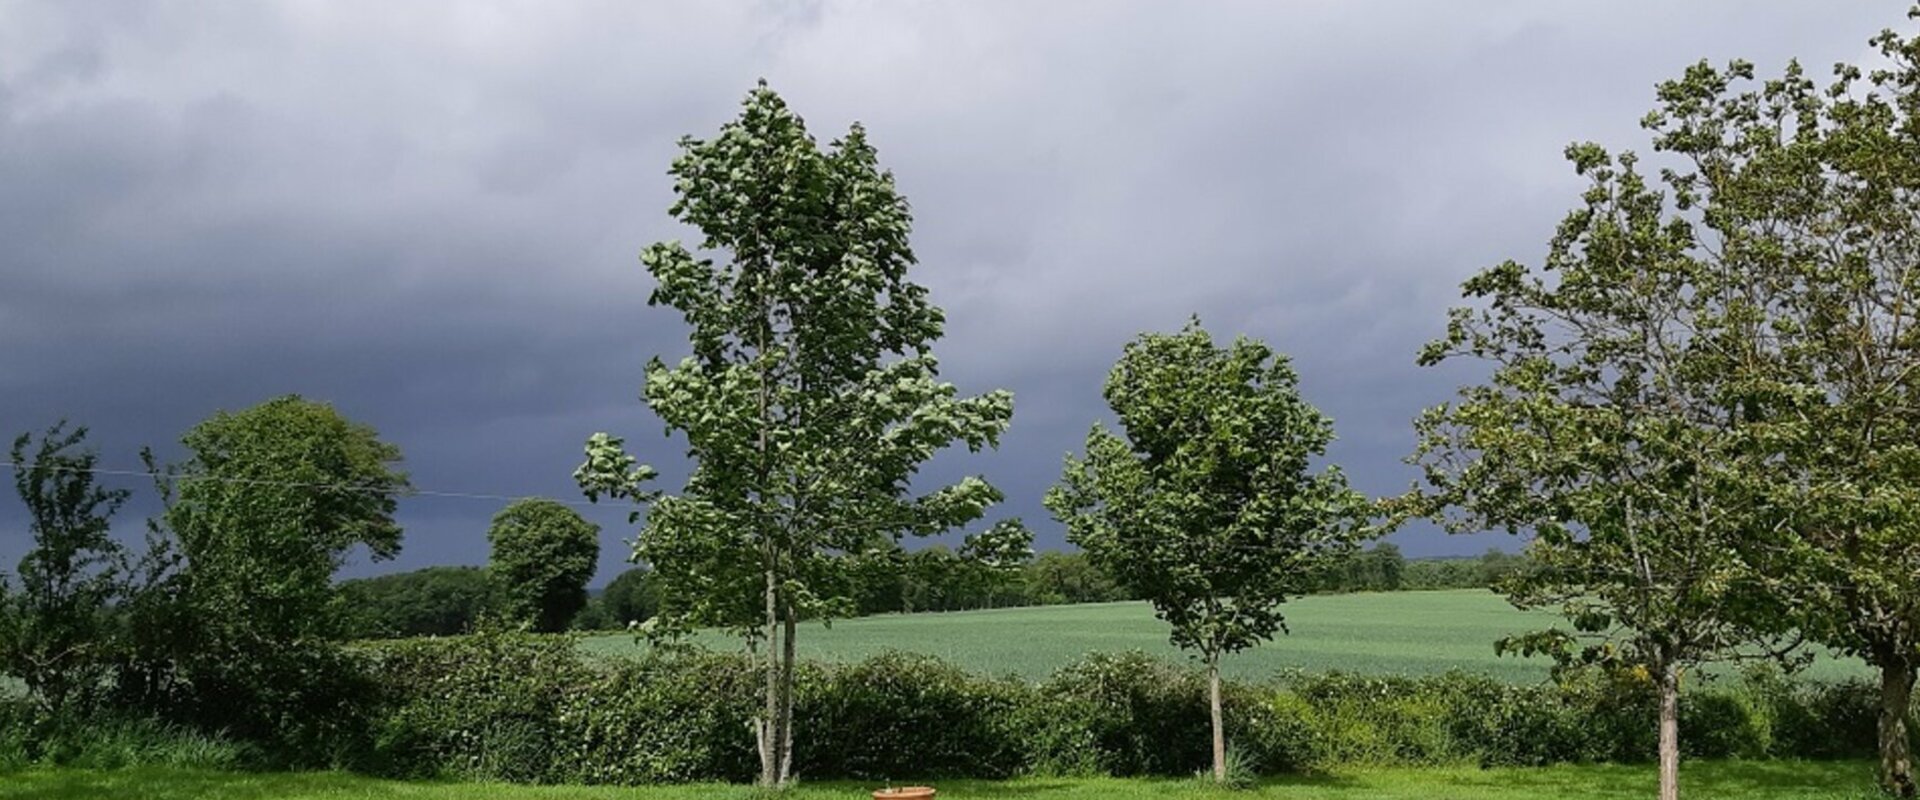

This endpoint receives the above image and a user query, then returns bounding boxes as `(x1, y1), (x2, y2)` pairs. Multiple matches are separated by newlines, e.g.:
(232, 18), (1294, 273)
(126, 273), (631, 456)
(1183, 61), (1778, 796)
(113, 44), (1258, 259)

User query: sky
(0, 1), (1905, 585)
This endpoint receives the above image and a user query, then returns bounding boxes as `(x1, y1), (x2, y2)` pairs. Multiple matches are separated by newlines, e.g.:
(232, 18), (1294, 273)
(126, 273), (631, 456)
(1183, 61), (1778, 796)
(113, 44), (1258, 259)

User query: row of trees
(1399, 15), (1920, 800)
(576, 11), (1920, 797)
(8, 11), (1917, 797)
(0, 399), (614, 756)
(341, 540), (1497, 640)
(0, 399), (409, 745)
(338, 542), (1499, 640)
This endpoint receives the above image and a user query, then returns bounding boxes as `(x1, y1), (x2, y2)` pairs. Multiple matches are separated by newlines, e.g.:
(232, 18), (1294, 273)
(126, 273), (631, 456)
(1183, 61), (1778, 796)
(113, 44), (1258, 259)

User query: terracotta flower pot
(872, 787), (936, 800)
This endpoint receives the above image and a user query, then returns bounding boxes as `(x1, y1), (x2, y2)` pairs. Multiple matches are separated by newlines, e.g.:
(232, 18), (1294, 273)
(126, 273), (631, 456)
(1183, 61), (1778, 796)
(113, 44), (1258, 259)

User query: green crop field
(0, 762), (1887, 799)
(578, 589), (1873, 684)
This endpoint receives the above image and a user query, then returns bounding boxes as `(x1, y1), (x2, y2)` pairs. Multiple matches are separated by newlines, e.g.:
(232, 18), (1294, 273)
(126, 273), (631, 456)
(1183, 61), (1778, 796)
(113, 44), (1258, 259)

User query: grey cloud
(0, 1), (1904, 580)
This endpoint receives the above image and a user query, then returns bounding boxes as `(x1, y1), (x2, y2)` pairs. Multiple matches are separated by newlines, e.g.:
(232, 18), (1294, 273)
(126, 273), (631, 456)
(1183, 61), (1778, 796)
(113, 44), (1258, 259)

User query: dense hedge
(350, 635), (1911, 783)
(3, 634), (1908, 783)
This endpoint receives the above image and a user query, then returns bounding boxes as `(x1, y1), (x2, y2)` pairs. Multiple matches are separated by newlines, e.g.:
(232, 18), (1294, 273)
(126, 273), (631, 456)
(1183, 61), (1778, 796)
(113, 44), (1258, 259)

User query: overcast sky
(0, 2), (1904, 584)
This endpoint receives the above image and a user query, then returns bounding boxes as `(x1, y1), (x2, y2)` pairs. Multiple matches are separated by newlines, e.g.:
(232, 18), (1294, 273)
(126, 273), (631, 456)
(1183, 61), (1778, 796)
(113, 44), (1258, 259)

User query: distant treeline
(336, 545), (1531, 638)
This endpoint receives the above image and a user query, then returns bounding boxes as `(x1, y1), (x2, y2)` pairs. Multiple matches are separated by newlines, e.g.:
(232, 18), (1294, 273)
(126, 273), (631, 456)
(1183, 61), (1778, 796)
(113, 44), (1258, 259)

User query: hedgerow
(1, 635), (1907, 783)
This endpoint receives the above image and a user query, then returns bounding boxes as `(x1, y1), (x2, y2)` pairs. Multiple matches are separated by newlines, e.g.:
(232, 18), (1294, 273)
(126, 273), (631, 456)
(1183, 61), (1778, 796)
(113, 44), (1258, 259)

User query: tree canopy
(575, 83), (1017, 787)
(153, 395), (410, 741)
(1047, 320), (1362, 781)
(3, 422), (130, 720)
(487, 498), (600, 634)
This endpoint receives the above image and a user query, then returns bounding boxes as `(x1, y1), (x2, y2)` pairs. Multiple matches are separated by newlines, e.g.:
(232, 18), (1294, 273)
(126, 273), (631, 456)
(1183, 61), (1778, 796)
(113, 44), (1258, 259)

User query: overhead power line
(0, 460), (611, 510)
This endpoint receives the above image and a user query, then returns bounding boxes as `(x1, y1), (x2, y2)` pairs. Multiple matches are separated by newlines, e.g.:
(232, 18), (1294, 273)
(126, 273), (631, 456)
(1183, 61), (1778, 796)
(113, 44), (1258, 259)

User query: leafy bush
(366, 630), (591, 782)
(799, 651), (1027, 780)
(1022, 651), (1215, 776)
(91, 636), (1901, 785)
(1766, 675), (1883, 759)
(162, 639), (383, 770)
(553, 648), (763, 784)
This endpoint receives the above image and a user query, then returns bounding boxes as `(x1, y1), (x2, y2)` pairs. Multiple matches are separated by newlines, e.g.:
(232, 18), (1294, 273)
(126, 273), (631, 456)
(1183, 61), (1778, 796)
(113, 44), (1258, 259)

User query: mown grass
(0, 762), (1886, 799)
(579, 590), (1872, 684)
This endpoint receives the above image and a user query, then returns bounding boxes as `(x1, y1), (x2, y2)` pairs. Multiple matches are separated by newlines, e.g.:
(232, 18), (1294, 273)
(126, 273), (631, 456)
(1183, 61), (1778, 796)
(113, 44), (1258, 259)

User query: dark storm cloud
(0, 1), (1904, 581)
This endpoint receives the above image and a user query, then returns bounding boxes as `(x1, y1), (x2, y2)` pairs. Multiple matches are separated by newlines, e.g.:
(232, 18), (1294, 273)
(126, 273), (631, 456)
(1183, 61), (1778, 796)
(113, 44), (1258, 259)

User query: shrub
(139, 637), (385, 770)
(553, 648), (763, 784)
(209, 637), (1919, 784)
(1286, 672), (1474, 766)
(365, 630), (590, 782)
(1231, 682), (1321, 773)
(1023, 651), (1215, 776)
(0, 699), (29, 771)
(1681, 686), (1770, 759)
(798, 651), (1028, 780)
(1769, 676), (1884, 759)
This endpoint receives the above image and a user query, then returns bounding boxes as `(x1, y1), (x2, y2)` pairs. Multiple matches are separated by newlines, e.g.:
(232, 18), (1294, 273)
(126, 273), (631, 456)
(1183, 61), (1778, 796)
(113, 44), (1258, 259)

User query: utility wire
(0, 460), (611, 510)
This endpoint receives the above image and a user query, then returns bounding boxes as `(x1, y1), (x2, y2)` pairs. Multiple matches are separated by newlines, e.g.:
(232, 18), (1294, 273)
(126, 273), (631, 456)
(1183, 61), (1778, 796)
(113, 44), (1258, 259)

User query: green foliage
(1047, 320), (1363, 781)
(798, 651), (1027, 780)
(591, 567), (660, 629)
(1408, 132), (1785, 677)
(1022, 551), (1132, 606)
(1022, 651), (1219, 777)
(574, 83), (1016, 785)
(487, 499), (599, 633)
(1048, 321), (1364, 665)
(29, 717), (250, 772)
(1408, 12), (1920, 794)
(369, 630), (591, 782)
(555, 648), (765, 784)
(144, 395), (408, 757)
(1312, 544), (1407, 593)
(338, 566), (498, 639)
(3, 423), (130, 722)
(6, 634), (1908, 785)
(1631, 11), (1920, 796)
(1399, 551), (1532, 592)
(161, 395), (410, 642)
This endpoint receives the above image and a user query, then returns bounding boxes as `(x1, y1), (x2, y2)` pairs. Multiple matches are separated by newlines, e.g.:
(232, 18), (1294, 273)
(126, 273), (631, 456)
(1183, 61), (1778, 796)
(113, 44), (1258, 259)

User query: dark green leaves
(1046, 321), (1363, 661)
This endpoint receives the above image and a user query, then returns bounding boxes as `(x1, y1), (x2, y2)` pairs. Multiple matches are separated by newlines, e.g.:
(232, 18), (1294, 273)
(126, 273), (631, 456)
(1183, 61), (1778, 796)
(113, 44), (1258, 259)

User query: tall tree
(575, 83), (1016, 787)
(1644, 12), (1920, 795)
(487, 498), (600, 633)
(1045, 321), (1362, 782)
(1405, 129), (1789, 797)
(2, 422), (130, 721)
(155, 395), (410, 739)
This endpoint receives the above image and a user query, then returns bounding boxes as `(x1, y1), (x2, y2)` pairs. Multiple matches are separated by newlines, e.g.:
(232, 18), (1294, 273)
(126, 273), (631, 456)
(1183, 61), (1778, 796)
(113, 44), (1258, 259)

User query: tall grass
(0, 709), (250, 773)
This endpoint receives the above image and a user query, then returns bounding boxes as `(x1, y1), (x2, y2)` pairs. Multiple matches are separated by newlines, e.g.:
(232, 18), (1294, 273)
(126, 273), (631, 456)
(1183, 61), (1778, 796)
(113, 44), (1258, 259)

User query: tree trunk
(1208, 655), (1226, 783)
(1658, 662), (1681, 800)
(758, 554), (780, 788)
(1880, 659), (1916, 798)
(777, 602), (798, 782)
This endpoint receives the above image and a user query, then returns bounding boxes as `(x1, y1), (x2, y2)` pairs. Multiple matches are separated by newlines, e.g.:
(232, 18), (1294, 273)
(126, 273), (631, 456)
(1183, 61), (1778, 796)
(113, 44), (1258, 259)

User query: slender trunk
(779, 603), (798, 780)
(758, 549), (780, 788)
(1658, 661), (1681, 800)
(1880, 659), (1916, 798)
(1208, 654), (1226, 783)
(754, 254), (780, 789)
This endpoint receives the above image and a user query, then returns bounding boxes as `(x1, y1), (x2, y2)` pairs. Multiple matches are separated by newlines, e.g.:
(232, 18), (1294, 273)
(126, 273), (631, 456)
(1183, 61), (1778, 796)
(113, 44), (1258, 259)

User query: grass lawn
(578, 590), (1872, 684)
(0, 762), (1886, 799)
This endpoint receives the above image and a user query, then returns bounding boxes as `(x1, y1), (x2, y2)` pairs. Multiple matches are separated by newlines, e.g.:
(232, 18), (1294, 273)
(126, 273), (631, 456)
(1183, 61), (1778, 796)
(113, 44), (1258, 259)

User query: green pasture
(0, 762), (1886, 799)
(579, 590), (1872, 684)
